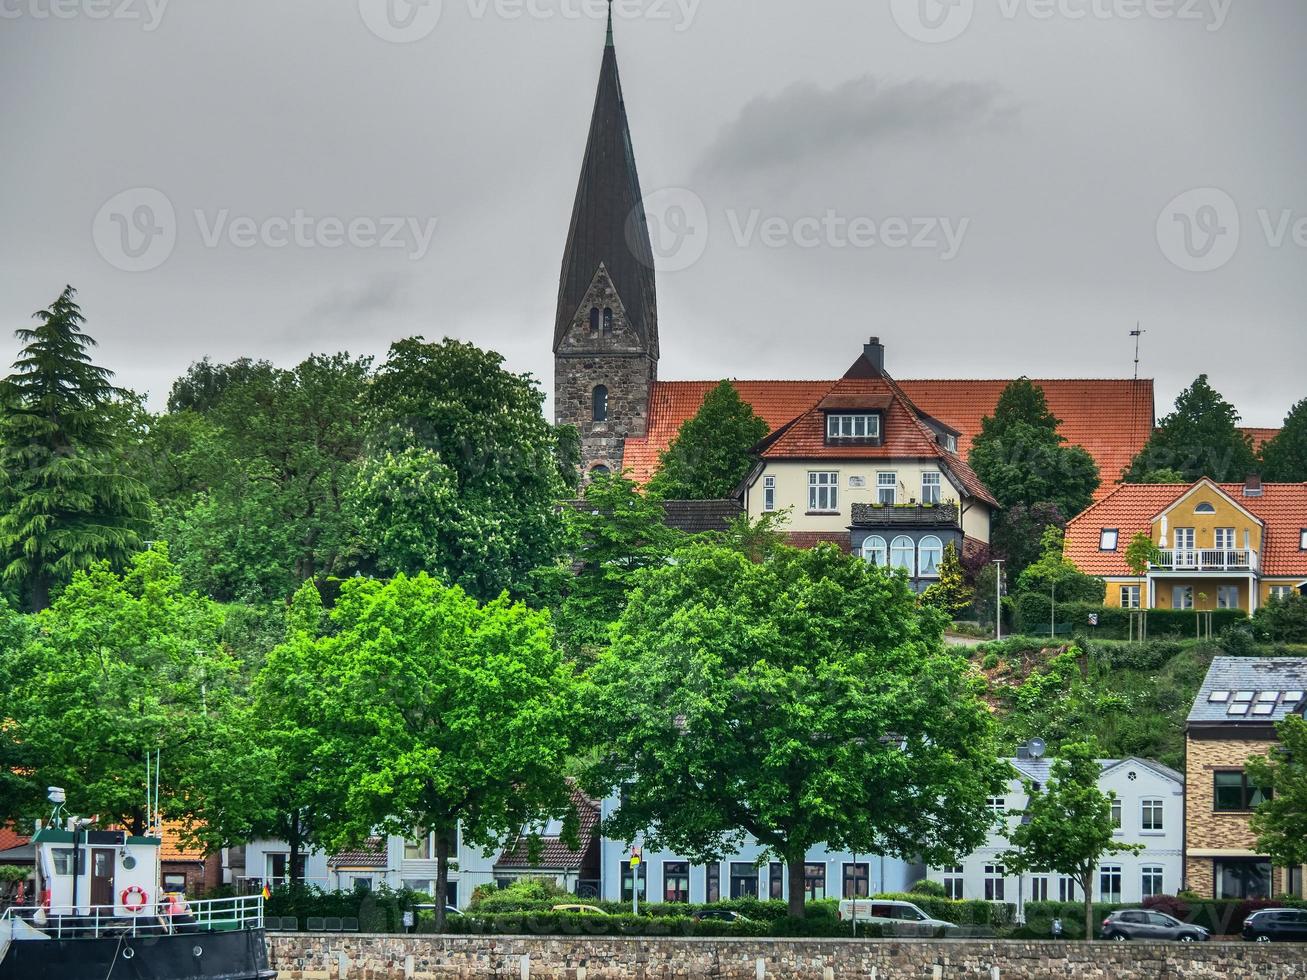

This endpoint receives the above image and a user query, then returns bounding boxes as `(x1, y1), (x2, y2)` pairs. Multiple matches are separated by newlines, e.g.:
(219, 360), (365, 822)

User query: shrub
(1011, 599), (1248, 640)
(981, 652), (1000, 669)
(1254, 594), (1307, 643)
(468, 876), (569, 910)
(1142, 894), (1190, 920)
(871, 893), (1013, 930)
(910, 878), (947, 898)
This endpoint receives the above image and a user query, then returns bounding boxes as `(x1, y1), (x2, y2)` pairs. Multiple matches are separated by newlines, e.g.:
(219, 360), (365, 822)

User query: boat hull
(0, 926), (275, 980)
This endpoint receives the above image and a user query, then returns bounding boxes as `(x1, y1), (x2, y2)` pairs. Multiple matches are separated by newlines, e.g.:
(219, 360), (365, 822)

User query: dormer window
(940, 433), (958, 453)
(1100, 529), (1120, 552)
(826, 413), (880, 441)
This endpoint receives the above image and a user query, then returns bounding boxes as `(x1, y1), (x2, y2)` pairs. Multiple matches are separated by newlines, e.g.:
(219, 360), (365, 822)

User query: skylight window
(1233, 691), (1255, 702)
(1252, 703), (1276, 716)
(1099, 529), (1120, 552)
(1258, 691), (1279, 702)
(1228, 703), (1251, 716)
(1208, 691), (1231, 703)
(1283, 691), (1304, 704)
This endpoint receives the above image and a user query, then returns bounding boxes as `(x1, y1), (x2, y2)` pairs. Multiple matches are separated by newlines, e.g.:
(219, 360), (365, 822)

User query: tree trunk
(1082, 874), (1095, 942)
(435, 832), (450, 933)
(288, 814), (303, 891)
(786, 854), (807, 919)
(29, 574), (50, 613)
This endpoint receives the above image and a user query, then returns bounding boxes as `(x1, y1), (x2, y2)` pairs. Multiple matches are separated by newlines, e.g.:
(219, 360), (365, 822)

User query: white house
(925, 755), (1185, 911)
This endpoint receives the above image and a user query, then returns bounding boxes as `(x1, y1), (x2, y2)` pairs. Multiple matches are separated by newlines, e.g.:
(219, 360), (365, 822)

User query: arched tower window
(603, 308), (614, 336)
(592, 385), (609, 423)
(589, 307), (601, 337)
(590, 465), (612, 479)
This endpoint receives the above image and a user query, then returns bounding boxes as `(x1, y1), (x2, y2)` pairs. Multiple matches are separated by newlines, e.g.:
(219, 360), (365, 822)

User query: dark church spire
(553, 5), (658, 358)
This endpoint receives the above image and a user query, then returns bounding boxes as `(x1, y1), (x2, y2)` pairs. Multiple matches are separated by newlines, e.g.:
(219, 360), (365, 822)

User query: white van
(838, 899), (958, 937)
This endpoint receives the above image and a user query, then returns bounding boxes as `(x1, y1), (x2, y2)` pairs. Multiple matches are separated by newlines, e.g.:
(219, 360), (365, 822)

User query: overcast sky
(2, 0), (1304, 426)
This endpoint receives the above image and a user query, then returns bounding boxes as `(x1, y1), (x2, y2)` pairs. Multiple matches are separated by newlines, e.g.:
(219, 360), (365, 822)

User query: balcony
(1151, 550), (1259, 573)
(850, 503), (959, 528)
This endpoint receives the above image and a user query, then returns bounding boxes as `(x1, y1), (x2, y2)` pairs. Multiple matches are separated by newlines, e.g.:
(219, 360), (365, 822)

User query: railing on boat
(0, 893), (264, 940)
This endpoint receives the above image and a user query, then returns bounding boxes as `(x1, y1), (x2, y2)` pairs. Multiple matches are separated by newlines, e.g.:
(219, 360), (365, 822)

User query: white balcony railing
(0, 894), (264, 941)
(1152, 549), (1259, 573)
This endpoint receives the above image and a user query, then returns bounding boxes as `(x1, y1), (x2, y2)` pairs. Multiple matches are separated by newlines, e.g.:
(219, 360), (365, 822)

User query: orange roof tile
(1241, 427), (1281, 452)
(1066, 481), (1307, 577)
(0, 826), (30, 851)
(159, 821), (208, 862)
(622, 377), (1154, 500)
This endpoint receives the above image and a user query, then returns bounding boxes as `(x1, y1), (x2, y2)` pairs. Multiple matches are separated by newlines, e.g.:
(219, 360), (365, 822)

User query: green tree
(1136, 468), (1187, 484)
(0, 546), (236, 832)
(1125, 375), (1257, 483)
(999, 741), (1141, 940)
(1252, 594), (1307, 644)
(969, 379), (1100, 518)
(1261, 398), (1307, 483)
(362, 338), (569, 602)
(554, 473), (685, 657)
(167, 356), (276, 414)
(0, 286), (149, 610)
(1124, 532), (1158, 577)
(584, 542), (1008, 918)
(920, 541), (973, 614)
(990, 502), (1067, 581)
(1246, 716), (1307, 871)
(647, 381), (769, 500)
(1017, 526), (1107, 605)
(264, 573), (579, 930)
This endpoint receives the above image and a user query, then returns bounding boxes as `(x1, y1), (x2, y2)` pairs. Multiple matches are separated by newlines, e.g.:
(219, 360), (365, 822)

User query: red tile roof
(0, 826), (30, 851)
(328, 837), (387, 869)
(1066, 481), (1307, 577)
(1241, 427), (1281, 452)
(496, 786), (600, 871)
(622, 377), (1154, 500)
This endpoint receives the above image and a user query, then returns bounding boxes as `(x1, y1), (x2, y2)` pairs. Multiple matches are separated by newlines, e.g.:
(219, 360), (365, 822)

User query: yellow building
(1065, 478), (1307, 613)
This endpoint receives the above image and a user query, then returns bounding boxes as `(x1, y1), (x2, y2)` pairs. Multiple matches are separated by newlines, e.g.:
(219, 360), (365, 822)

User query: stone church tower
(553, 7), (658, 477)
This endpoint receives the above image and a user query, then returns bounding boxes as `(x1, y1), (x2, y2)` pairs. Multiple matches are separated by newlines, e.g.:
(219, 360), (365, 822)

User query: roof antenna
(606, 0), (614, 47)
(1131, 325), (1146, 383)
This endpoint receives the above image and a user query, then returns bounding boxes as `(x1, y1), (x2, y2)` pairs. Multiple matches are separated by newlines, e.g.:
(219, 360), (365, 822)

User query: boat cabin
(32, 826), (161, 917)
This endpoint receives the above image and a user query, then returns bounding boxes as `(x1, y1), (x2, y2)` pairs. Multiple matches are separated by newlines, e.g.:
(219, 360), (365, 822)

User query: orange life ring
(121, 885), (149, 912)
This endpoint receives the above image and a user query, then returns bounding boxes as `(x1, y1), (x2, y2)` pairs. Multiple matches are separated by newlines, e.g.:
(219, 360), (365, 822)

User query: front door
(91, 848), (115, 908)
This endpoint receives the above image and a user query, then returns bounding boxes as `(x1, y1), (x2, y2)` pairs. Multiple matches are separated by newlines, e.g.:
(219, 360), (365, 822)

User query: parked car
(838, 900), (958, 937)
(1101, 910), (1209, 942)
(1242, 909), (1307, 943)
(693, 909), (751, 923)
(550, 904), (608, 916)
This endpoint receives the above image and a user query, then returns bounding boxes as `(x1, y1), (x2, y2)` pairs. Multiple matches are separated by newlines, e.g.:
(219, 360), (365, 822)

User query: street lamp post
(993, 560), (1005, 641)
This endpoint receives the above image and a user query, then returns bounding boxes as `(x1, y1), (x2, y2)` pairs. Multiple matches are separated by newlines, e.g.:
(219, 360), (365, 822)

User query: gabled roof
(328, 837), (387, 870)
(660, 499), (743, 533)
(495, 786), (600, 871)
(554, 14), (657, 356)
(1150, 478), (1263, 527)
(1008, 757), (1182, 786)
(620, 375), (1154, 496)
(1188, 657), (1307, 725)
(1066, 481), (1307, 577)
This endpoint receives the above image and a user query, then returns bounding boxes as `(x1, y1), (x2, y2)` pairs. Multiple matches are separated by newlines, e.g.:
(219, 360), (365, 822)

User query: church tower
(553, 4), (658, 477)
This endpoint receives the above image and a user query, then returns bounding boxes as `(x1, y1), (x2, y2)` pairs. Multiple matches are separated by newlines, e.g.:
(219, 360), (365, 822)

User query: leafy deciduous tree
(584, 542), (1008, 918)
(920, 542), (973, 615)
(1260, 398), (1307, 483)
(646, 381), (770, 501)
(1246, 716), (1307, 871)
(1125, 375), (1256, 483)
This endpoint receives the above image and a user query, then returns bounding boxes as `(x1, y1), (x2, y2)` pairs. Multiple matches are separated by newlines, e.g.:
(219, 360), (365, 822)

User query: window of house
(1270, 585), (1295, 601)
(808, 472), (838, 513)
(1030, 877), (1049, 902)
(352, 877), (374, 894)
(1110, 799), (1122, 829)
(843, 863), (869, 899)
(826, 414), (880, 441)
(402, 879), (436, 896)
(1142, 799), (1164, 832)
(921, 472), (942, 505)
(589, 307), (600, 337)
(1099, 529), (1119, 552)
(590, 464), (611, 478)
(1214, 771), (1272, 811)
(1142, 866), (1164, 899)
(592, 385), (609, 423)
(1300, 529), (1307, 551)
(769, 862), (784, 900)
(621, 862), (647, 902)
(1058, 877), (1077, 902)
(1195, 502), (1216, 514)
(1172, 586), (1194, 611)
(706, 863), (720, 903)
(1218, 586), (1240, 610)
(890, 536), (915, 575)
(1100, 866), (1122, 904)
(862, 536), (887, 568)
(1215, 859), (1272, 900)
(877, 472), (897, 506)
(266, 853), (289, 881)
(404, 832), (432, 861)
(1215, 528), (1236, 550)
(804, 863), (826, 901)
(663, 862), (689, 903)
(942, 866), (964, 900)
(987, 797), (1007, 816)
(983, 865), (1005, 902)
(941, 433), (958, 453)
(729, 863), (758, 900)
(763, 475), (776, 512)
(1120, 585), (1142, 609)
(918, 536), (944, 578)
(603, 308), (613, 336)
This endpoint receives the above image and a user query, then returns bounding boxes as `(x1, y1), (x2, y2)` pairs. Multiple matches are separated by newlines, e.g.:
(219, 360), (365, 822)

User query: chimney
(863, 337), (885, 376)
(1244, 474), (1263, 498)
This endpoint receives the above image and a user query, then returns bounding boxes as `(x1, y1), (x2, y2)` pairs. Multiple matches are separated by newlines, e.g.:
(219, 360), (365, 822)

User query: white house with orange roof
(1065, 477), (1307, 613)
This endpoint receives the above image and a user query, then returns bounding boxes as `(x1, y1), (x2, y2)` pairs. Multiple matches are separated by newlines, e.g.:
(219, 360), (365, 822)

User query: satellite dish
(1027, 738), (1047, 760)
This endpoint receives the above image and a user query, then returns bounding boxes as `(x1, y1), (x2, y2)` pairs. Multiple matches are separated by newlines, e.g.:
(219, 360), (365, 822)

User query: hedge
(263, 884), (424, 933)
(469, 897), (814, 922)
(1011, 597), (1247, 640)
(432, 911), (872, 938)
(871, 893), (1012, 930)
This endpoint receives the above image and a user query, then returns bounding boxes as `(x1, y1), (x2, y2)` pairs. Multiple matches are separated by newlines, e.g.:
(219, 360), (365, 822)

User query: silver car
(1101, 909), (1210, 942)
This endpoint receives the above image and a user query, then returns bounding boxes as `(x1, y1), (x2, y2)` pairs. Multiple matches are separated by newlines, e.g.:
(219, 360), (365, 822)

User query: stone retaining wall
(267, 934), (1304, 979)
